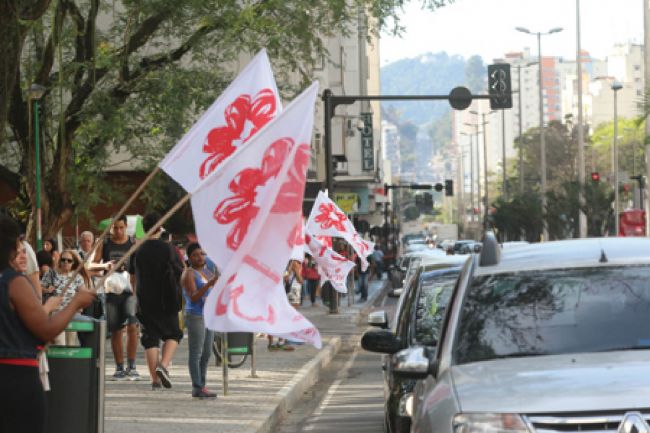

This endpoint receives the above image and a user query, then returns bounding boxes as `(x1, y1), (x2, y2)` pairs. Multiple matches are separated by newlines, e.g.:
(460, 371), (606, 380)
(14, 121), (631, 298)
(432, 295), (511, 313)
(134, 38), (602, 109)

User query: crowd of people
(0, 209), (388, 432)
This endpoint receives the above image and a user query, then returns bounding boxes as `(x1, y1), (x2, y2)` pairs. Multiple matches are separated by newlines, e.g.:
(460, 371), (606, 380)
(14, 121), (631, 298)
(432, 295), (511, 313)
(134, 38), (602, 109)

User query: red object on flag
(196, 82), (321, 347)
(160, 49), (281, 193)
(305, 235), (355, 293)
(306, 191), (374, 271)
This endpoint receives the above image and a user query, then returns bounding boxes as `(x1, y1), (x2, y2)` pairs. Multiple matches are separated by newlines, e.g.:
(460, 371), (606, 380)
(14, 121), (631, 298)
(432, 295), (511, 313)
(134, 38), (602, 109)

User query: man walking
(94, 215), (140, 380)
(130, 212), (184, 390)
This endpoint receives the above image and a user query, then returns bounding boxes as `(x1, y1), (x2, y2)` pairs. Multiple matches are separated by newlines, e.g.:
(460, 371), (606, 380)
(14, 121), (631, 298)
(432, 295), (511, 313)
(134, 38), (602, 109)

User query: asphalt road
(276, 290), (399, 433)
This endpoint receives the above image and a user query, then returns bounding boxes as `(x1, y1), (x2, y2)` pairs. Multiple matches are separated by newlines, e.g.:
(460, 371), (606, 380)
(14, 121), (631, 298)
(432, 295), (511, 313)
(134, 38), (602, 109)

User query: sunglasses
(60, 258), (74, 264)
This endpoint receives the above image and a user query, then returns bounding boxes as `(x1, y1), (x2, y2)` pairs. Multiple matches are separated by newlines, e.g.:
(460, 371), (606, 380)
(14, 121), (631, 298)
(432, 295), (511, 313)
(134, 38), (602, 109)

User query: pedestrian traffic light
(423, 192), (433, 208)
(591, 172), (600, 182)
(488, 63), (513, 109)
(444, 179), (453, 196)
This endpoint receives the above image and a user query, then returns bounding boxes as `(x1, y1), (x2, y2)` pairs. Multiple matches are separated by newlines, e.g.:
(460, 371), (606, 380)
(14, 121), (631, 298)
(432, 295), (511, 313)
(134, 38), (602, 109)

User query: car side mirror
(367, 310), (389, 328)
(361, 329), (401, 354)
(392, 346), (438, 379)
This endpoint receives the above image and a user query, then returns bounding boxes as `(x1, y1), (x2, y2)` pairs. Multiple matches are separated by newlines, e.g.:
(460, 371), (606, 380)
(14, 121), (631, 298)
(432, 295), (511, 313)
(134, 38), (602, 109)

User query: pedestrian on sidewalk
(94, 215), (140, 381)
(181, 242), (218, 399)
(130, 212), (184, 391)
(301, 254), (321, 307)
(355, 254), (369, 302)
(0, 214), (95, 433)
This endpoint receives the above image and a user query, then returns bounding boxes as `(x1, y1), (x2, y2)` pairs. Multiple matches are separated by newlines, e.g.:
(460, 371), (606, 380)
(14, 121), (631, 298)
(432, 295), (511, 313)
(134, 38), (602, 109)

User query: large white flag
(197, 82), (321, 347)
(160, 49), (281, 192)
(305, 235), (355, 293)
(306, 191), (375, 271)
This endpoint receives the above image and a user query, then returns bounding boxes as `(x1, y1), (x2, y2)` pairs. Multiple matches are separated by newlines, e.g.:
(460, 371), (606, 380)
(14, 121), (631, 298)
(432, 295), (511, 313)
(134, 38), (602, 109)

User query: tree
(1, 0), (454, 239)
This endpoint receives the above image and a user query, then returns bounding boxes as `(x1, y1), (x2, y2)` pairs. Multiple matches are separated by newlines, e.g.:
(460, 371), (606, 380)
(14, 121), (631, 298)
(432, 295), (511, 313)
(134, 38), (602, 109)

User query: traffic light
(444, 179), (453, 196)
(423, 192), (433, 209)
(591, 172), (600, 182)
(488, 63), (513, 109)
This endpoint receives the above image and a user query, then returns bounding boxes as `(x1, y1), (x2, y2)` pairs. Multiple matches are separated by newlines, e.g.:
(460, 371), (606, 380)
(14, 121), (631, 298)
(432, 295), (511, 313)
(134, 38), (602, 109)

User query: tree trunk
(0, 3), (25, 147)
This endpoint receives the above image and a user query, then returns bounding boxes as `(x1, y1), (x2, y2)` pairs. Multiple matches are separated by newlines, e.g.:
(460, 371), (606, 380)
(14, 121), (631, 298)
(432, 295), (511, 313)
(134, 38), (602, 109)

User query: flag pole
(59, 167), (162, 295)
(96, 192), (191, 289)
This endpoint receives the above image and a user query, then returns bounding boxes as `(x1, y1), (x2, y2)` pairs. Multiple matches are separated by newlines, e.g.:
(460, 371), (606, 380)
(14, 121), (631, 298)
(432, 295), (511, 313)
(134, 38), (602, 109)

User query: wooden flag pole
(60, 166), (162, 295)
(96, 192), (191, 289)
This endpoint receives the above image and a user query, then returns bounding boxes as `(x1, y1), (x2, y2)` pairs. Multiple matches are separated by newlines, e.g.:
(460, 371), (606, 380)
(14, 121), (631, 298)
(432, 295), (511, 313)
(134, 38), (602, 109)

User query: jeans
(185, 312), (214, 391)
(357, 273), (369, 300)
(305, 279), (319, 304)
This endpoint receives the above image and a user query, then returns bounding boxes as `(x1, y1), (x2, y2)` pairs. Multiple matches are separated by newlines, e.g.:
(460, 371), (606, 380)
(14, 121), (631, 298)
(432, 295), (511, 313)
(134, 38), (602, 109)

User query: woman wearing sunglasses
(40, 249), (91, 345)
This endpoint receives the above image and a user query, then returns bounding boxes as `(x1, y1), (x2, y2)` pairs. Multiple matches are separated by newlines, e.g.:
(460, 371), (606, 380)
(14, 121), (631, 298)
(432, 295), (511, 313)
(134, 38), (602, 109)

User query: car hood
(451, 351), (650, 413)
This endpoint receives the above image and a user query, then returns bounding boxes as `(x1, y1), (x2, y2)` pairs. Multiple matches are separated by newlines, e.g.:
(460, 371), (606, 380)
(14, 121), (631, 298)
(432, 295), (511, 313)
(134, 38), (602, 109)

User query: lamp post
(460, 132), (475, 222)
(29, 83), (46, 251)
(612, 80), (623, 236)
(470, 110), (494, 228)
(516, 61), (537, 194)
(576, 0), (587, 238)
(501, 109), (507, 201)
(464, 123), (482, 220)
(516, 26), (563, 241)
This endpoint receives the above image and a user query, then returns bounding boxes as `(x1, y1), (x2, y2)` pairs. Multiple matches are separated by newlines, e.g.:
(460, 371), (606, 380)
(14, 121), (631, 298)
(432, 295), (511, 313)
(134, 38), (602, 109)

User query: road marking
(303, 347), (360, 431)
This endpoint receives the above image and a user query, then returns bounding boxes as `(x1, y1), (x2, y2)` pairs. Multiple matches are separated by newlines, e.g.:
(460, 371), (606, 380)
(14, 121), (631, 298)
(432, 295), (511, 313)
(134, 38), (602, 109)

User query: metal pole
(469, 135), (475, 221)
(322, 89), (338, 314)
(538, 32), (549, 241)
(475, 128), (482, 220)
(614, 88), (620, 236)
(645, 0), (650, 236)
(576, 0), (587, 238)
(518, 64), (525, 195)
(34, 99), (43, 251)
(483, 113), (489, 228)
(502, 109), (507, 201)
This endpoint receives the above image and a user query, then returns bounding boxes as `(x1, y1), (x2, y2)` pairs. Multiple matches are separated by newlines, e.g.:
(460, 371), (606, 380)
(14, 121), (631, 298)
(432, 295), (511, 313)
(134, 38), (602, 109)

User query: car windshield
(453, 266), (650, 364)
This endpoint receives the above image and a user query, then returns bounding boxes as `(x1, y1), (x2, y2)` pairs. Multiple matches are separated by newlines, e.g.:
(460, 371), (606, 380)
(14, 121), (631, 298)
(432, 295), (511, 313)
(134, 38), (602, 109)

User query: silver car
(393, 234), (650, 433)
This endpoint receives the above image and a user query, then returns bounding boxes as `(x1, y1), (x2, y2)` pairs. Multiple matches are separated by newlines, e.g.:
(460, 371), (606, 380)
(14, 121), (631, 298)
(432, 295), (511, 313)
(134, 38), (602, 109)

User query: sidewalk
(104, 278), (388, 433)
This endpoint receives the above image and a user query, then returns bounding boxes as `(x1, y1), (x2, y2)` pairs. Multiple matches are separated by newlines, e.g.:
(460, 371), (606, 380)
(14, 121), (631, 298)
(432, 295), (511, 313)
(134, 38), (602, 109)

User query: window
(413, 273), (459, 346)
(454, 266), (650, 364)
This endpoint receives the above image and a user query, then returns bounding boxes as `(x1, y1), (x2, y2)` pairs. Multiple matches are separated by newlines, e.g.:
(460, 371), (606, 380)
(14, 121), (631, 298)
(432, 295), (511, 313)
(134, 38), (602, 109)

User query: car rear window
(453, 266), (650, 364)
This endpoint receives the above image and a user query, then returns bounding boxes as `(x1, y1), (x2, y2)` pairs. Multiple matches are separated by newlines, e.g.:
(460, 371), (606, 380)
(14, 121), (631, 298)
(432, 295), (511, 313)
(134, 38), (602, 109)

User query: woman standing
(0, 215), (94, 433)
(181, 243), (218, 399)
(40, 249), (90, 344)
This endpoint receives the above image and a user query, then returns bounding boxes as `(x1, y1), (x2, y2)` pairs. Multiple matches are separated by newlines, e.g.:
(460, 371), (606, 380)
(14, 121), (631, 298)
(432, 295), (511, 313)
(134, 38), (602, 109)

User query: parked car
(362, 259), (467, 433)
(383, 234), (650, 433)
(452, 239), (478, 254)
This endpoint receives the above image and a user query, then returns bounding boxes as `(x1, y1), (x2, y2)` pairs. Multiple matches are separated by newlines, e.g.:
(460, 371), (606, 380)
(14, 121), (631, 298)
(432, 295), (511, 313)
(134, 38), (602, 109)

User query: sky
(380, 0), (643, 65)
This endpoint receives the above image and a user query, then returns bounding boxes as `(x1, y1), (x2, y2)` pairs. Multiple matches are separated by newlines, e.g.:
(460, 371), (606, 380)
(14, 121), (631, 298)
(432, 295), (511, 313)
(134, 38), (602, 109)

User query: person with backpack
(130, 212), (184, 390)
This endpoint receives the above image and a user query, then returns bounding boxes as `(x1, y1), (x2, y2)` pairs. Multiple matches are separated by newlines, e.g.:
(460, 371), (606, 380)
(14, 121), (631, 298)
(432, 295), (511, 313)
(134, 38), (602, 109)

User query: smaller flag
(305, 235), (355, 293)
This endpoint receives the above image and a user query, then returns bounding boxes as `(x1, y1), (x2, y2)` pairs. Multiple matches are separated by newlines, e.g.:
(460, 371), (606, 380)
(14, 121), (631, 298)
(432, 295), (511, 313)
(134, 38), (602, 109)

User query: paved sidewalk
(104, 278), (388, 433)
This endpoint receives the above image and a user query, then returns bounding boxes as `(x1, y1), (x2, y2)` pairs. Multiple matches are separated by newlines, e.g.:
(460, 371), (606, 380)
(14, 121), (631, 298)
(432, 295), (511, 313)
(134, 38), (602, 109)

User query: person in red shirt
(302, 254), (321, 306)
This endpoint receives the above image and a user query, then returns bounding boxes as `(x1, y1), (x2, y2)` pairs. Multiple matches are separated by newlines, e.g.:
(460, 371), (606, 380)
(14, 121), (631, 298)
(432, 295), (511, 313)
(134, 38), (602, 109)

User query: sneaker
(125, 367), (141, 381)
(155, 364), (172, 389)
(112, 369), (127, 381)
(151, 381), (163, 391)
(192, 387), (217, 399)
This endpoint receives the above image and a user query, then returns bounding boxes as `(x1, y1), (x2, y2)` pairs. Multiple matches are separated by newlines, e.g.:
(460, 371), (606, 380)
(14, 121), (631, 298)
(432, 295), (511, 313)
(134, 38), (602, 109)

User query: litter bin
(46, 316), (106, 433)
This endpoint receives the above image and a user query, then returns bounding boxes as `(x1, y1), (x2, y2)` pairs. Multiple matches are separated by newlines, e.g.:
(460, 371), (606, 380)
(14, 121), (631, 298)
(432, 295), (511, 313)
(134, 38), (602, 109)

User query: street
(275, 290), (398, 433)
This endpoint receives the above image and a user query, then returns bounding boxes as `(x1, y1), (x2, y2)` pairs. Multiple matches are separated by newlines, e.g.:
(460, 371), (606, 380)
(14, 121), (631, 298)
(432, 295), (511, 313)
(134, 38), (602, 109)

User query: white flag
(305, 235), (355, 293)
(160, 49), (281, 192)
(197, 82), (321, 347)
(306, 191), (375, 271)
(290, 217), (306, 262)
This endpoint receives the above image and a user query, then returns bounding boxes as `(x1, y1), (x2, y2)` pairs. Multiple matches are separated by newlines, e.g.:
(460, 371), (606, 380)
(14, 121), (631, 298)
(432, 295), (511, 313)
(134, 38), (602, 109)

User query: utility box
(46, 318), (106, 433)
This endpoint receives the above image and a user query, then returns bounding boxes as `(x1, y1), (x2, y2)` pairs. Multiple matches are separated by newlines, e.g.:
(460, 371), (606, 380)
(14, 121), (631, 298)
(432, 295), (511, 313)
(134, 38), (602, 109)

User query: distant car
(363, 261), (466, 433)
(452, 240), (477, 254)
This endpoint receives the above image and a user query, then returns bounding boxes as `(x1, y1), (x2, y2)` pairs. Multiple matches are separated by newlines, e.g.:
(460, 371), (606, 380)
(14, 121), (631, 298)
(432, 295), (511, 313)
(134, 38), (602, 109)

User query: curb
(253, 336), (342, 433)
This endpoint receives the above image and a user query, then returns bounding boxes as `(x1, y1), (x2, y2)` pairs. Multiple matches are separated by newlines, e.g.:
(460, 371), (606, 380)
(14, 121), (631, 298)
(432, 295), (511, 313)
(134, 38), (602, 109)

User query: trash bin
(46, 316), (106, 433)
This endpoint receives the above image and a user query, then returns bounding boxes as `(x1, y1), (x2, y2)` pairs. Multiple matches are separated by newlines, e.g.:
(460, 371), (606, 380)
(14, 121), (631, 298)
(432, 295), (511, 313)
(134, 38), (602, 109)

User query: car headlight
(453, 413), (530, 433)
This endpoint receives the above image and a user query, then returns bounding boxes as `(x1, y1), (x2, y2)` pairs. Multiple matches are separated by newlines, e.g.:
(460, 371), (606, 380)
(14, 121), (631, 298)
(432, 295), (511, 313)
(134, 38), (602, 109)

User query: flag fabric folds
(196, 82), (321, 348)
(305, 235), (355, 294)
(160, 49), (281, 193)
(306, 191), (375, 271)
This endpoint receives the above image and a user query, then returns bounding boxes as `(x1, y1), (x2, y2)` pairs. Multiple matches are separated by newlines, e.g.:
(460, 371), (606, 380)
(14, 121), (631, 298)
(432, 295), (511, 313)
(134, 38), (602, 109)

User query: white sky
(380, 0), (643, 65)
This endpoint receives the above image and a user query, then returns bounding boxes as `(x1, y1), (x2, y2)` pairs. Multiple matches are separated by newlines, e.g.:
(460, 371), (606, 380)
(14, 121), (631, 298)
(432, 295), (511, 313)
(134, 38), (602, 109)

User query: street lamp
(515, 61), (537, 194)
(460, 132), (475, 221)
(464, 123), (482, 219)
(612, 80), (623, 236)
(516, 25), (564, 241)
(28, 83), (46, 251)
(470, 110), (494, 228)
